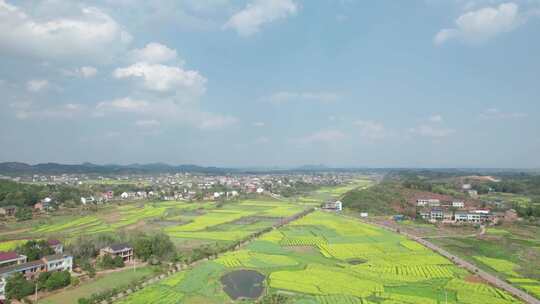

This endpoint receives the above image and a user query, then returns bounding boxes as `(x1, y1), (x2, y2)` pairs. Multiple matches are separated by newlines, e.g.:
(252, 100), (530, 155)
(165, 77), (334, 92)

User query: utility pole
(35, 281), (38, 303)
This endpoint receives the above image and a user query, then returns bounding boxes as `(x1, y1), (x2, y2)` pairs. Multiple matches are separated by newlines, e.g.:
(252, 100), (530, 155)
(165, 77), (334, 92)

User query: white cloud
(353, 120), (388, 139)
(253, 122), (265, 127)
(128, 42), (178, 63)
(479, 108), (527, 119)
(13, 102), (85, 120)
(113, 62), (206, 95)
(26, 80), (49, 92)
(96, 97), (237, 131)
(435, 2), (524, 45)
(428, 114), (443, 123)
(135, 119), (160, 128)
(263, 91), (340, 104)
(409, 125), (456, 138)
(64, 66), (98, 78)
(0, 1), (131, 61)
(295, 130), (346, 144)
(223, 0), (298, 36)
(80, 66), (98, 78)
(96, 97), (149, 112)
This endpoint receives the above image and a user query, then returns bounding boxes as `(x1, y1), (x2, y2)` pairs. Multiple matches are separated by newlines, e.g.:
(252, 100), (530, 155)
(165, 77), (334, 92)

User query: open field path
(355, 217), (540, 304)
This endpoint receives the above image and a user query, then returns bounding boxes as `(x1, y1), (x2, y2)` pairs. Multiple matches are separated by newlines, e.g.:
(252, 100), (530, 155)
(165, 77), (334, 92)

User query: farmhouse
(323, 201), (342, 211)
(0, 206), (17, 217)
(42, 254), (73, 272)
(451, 201), (465, 208)
(0, 252), (27, 268)
(100, 244), (134, 263)
(80, 196), (95, 205)
(47, 239), (64, 254)
(416, 199), (440, 207)
(0, 254), (73, 300)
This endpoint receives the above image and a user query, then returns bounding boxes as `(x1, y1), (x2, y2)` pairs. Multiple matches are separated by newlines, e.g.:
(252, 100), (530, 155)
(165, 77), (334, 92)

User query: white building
(416, 199), (440, 207)
(42, 254), (73, 272)
(323, 201), (342, 211)
(452, 201), (465, 208)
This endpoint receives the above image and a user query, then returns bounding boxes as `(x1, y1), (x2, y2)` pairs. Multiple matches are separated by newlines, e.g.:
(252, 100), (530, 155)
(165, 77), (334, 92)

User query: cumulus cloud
(479, 108), (527, 119)
(223, 0), (298, 36)
(409, 125), (456, 138)
(113, 62), (206, 95)
(353, 120), (388, 140)
(0, 0), (131, 61)
(26, 80), (49, 92)
(263, 91), (340, 104)
(128, 42), (178, 63)
(434, 2), (525, 45)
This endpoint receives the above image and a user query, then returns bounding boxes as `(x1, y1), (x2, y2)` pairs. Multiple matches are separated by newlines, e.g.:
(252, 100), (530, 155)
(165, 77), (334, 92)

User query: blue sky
(0, 0), (539, 168)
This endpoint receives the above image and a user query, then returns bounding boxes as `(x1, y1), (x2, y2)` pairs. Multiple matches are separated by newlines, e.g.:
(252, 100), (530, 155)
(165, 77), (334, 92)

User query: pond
(220, 269), (266, 300)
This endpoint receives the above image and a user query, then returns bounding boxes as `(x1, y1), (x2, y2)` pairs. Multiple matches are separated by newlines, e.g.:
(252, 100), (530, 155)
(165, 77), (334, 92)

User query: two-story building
(100, 244), (134, 263)
(323, 200), (342, 211)
(0, 254), (72, 300)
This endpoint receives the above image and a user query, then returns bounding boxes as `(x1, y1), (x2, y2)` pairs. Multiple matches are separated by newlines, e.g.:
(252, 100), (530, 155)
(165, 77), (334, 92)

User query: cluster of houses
(0, 240), (71, 300)
(416, 197), (517, 224)
(0, 241), (135, 300)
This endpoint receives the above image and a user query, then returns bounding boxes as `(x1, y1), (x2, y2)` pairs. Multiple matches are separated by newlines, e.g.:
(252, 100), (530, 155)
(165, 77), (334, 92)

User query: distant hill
(0, 162), (231, 175)
(0, 162), (380, 175)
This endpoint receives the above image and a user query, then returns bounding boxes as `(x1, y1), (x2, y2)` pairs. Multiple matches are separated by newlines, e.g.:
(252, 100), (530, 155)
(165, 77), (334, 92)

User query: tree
(99, 255), (124, 269)
(37, 271), (52, 290)
(5, 273), (34, 300)
(113, 256), (125, 268)
(150, 233), (174, 259)
(15, 207), (32, 221)
(81, 261), (96, 278)
(18, 240), (54, 261)
(133, 237), (153, 261)
(45, 271), (71, 291)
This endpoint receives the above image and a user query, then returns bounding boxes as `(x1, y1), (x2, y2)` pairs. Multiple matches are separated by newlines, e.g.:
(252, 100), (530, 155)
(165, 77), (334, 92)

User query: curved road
(362, 219), (540, 304)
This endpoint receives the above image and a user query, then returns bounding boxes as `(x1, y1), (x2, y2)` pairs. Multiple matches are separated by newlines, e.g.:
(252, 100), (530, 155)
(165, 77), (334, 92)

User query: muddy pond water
(220, 269), (266, 300)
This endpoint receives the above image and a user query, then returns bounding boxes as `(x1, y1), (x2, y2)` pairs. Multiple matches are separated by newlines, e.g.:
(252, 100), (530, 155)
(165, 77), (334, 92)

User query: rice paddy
(118, 211), (521, 304)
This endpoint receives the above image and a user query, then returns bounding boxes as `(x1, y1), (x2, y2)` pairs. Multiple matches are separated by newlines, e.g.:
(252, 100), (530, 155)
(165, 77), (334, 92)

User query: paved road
(366, 220), (540, 304)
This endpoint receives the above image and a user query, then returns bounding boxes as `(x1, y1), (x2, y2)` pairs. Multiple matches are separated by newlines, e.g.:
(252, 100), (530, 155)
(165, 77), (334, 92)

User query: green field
(41, 266), (160, 304)
(118, 211), (520, 304)
(0, 197), (313, 248)
(430, 223), (540, 299)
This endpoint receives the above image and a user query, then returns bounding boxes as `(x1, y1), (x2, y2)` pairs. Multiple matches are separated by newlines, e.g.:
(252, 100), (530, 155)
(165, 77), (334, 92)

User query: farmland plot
(119, 211), (521, 304)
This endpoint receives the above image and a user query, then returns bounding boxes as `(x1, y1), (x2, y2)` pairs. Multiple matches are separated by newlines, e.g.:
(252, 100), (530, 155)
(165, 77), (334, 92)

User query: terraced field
(118, 211), (521, 304)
